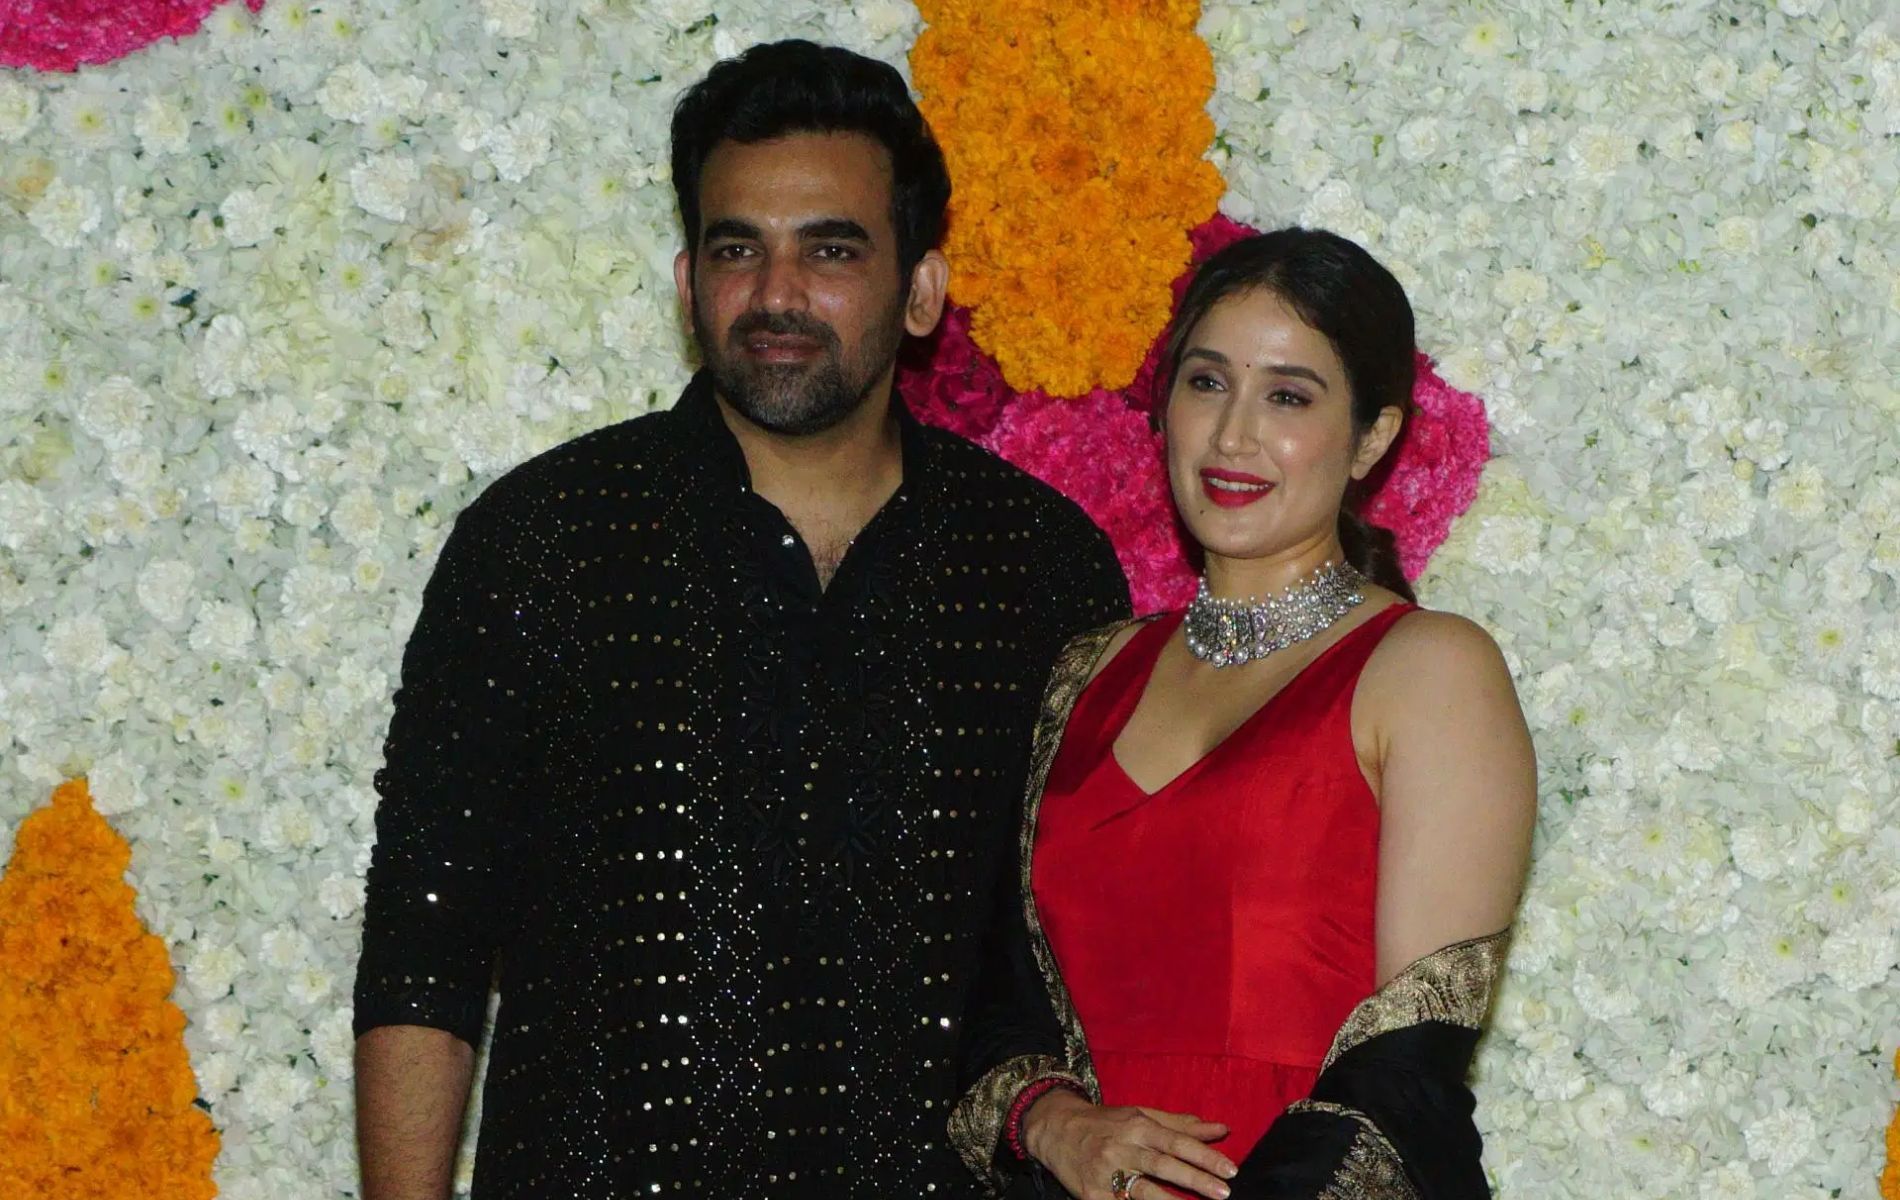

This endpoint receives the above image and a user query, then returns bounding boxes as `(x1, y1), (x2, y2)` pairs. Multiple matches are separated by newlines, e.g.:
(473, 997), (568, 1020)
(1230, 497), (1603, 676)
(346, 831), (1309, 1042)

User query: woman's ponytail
(1337, 506), (1414, 603)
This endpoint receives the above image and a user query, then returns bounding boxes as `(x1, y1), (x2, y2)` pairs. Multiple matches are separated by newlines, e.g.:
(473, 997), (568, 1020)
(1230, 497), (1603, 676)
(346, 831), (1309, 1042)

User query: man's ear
(903, 249), (949, 338)
(673, 248), (694, 328)
(1350, 404), (1405, 480)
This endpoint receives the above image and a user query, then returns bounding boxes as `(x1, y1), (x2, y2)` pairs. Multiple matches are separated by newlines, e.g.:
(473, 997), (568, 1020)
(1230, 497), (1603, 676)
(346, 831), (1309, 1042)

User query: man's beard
(694, 302), (906, 437)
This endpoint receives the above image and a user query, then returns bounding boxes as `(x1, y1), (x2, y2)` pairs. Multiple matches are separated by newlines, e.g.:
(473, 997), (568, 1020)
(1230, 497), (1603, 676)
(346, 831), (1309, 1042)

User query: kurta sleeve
(352, 492), (539, 1047)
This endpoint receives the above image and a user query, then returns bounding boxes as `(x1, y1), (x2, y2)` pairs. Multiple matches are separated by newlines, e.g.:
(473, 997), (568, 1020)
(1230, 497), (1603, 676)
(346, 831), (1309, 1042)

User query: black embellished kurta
(353, 372), (1130, 1197)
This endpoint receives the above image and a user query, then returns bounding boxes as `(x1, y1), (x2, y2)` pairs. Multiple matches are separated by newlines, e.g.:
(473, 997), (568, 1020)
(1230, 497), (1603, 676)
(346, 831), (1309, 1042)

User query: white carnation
(0, 77), (40, 141)
(488, 110), (554, 182)
(482, 0), (540, 38)
(1861, 624), (1900, 699)
(186, 941), (245, 1001)
(261, 927), (312, 970)
(196, 314), (252, 398)
(1819, 918), (1897, 990)
(189, 600), (259, 659)
(1396, 117), (1443, 163)
(1741, 1107), (1816, 1176)
(0, 480), (55, 550)
(286, 965), (335, 1006)
(74, 376), (152, 450)
(1679, 473), (1756, 541)
(136, 559), (196, 623)
(133, 95), (191, 156)
(205, 460), (280, 524)
(87, 751), (146, 815)
(317, 62), (385, 123)
(29, 178), (103, 249)
(317, 871), (367, 919)
(349, 153), (419, 222)
(241, 1062), (314, 1125)
(258, 799), (326, 852)
(220, 188), (278, 247)
(1472, 515), (1543, 574)
(43, 613), (114, 674)
(379, 289), (433, 350)
(330, 486), (385, 548)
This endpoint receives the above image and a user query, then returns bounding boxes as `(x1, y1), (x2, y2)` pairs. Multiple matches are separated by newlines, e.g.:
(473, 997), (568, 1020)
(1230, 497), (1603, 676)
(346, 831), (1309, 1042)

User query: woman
(950, 229), (1536, 1200)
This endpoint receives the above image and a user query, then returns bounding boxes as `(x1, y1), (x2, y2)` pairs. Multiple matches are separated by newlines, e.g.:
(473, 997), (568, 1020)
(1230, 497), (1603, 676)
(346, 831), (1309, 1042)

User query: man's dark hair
(670, 39), (951, 278)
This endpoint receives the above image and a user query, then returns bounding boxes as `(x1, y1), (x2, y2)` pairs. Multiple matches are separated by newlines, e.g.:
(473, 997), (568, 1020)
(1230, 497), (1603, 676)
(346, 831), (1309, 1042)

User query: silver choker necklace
(1183, 561), (1368, 669)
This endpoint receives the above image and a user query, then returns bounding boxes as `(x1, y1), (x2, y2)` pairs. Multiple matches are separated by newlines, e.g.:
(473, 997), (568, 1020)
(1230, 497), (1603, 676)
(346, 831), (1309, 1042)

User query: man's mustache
(727, 311), (841, 349)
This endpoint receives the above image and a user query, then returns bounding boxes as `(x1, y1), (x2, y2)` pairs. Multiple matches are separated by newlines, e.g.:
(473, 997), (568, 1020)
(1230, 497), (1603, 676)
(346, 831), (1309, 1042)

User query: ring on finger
(1110, 1168), (1145, 1200)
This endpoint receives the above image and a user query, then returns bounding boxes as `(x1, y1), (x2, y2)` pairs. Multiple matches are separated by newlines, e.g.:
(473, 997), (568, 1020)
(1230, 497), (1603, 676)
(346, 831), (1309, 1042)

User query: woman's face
(1164, 288), (1398, 568)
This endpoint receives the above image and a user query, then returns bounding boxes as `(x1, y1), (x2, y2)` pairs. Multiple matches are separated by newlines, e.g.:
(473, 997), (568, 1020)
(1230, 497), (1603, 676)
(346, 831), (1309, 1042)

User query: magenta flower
(1, 0), (263, 73)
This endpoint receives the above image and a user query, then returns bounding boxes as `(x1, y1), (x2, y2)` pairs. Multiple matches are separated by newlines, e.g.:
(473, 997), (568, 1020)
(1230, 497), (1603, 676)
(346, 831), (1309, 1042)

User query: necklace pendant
(1183, 561), (1368, 669)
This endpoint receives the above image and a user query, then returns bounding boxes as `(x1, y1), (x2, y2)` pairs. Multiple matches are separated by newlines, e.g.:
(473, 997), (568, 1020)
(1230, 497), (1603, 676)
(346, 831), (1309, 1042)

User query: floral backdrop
(1, 0), (1898, 1196)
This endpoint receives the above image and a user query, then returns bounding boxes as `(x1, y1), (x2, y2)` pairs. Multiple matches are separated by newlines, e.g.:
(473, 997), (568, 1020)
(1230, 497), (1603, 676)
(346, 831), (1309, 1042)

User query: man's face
(676, 131), (920, 437)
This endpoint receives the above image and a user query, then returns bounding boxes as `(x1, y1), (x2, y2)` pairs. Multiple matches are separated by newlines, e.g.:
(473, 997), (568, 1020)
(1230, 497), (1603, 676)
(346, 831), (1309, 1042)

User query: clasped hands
(1021, 1088), (1238, 1200)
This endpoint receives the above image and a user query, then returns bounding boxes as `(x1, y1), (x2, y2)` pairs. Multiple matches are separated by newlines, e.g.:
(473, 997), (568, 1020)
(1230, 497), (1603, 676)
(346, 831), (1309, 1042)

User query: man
(352, 39), (1130, 1198)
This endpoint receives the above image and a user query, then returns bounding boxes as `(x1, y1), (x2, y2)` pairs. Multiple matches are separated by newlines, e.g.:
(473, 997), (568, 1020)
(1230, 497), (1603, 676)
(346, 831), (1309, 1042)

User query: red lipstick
(1200, 467), (1274, 508)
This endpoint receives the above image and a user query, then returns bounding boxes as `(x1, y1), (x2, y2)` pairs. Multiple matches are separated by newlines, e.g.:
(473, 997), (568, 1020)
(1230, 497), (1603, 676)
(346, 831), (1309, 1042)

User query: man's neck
(714, 383), (906, 587)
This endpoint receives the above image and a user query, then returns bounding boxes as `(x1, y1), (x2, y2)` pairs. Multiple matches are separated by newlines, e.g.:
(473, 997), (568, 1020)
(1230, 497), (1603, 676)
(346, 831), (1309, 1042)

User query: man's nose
(752, 250), (807, 313)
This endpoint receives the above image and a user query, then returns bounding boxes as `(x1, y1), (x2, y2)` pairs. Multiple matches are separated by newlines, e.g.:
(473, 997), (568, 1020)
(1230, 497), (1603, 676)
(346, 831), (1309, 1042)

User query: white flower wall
(0, 0), (1895, 1194)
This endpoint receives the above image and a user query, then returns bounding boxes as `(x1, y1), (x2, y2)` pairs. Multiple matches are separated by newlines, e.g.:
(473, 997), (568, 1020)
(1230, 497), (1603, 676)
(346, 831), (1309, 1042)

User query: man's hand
(1021, 1088), (1237, 1200)
(356, 1025), (477, 1200)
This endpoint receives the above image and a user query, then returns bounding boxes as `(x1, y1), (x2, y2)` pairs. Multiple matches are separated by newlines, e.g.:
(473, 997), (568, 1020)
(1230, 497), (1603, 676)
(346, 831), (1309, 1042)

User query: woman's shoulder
(1362, 603), (1519, 711)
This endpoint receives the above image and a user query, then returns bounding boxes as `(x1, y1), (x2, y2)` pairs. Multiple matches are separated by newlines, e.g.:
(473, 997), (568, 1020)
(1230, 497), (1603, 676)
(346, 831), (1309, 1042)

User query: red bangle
(1005, 1076), (1084, 1161)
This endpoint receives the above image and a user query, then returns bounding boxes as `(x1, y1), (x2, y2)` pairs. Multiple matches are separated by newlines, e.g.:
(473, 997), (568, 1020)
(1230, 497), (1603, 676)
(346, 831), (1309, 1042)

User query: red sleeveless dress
(1031, 603), (1415, 1172)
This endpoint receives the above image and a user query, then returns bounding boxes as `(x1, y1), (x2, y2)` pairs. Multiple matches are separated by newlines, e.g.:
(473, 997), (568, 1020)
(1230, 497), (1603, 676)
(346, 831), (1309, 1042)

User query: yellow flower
(913, 0), (1222, 396)
(0, 779), (219, 1199)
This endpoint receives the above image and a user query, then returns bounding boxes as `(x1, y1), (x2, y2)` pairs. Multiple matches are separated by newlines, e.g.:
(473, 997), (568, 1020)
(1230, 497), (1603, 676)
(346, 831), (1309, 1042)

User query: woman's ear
(1350, 404), (1405, 481)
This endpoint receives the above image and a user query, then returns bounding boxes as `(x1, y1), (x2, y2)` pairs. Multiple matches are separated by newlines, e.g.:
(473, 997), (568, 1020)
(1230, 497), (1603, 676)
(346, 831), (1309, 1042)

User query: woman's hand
(1021, 1088), (1237, 1200)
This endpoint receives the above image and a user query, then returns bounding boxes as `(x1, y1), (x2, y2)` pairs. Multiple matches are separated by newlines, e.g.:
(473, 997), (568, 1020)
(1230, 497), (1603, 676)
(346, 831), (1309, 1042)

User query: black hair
(1157, 228), (1417, 601)
(670, 39), (951, 280)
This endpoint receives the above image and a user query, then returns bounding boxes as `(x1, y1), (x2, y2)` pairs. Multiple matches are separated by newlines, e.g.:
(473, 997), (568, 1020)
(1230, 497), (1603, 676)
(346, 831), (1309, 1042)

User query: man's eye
(812, 244), (857, 260)
(710, 244), (755, 260)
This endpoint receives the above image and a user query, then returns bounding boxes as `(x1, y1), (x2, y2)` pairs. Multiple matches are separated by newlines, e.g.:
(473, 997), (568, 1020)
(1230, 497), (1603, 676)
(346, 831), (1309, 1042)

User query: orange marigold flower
(913, 0), (1223, 396)
(0, 779), (219, 1199)
(1882, 1047), (1899, 1200)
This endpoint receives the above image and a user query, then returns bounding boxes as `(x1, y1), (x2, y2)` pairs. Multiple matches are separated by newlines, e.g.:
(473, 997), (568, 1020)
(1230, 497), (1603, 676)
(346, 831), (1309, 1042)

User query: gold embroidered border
(947, 1053), (1083, 1187)
(947, 618), (1150, 1193)
(1016, 619), (1153, 1098)
(1320, 929), (1511, 1072)
(1281, 1100), (1422, 1200)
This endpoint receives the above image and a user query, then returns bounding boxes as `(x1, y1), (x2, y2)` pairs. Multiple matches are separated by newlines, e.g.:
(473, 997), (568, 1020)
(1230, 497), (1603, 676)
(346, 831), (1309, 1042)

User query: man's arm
(354, 491), (530, 1195)
(356, 1026), (476, 1200)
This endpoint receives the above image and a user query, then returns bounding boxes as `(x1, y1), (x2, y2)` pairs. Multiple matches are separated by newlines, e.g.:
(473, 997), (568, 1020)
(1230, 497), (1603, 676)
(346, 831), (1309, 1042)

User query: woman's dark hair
(1157, 228), (1417, 601)
(670, 39), (951, 281)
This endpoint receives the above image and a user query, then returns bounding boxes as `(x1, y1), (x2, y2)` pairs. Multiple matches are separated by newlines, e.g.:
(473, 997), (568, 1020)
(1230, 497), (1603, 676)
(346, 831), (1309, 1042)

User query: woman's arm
(1363, 612), (1535, 984)
(1228, 610), (1536, 1200)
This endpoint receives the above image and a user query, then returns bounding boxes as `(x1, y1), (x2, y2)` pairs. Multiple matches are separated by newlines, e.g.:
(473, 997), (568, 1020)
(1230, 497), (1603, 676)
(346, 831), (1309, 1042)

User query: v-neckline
(1107, 604), (1403, 800)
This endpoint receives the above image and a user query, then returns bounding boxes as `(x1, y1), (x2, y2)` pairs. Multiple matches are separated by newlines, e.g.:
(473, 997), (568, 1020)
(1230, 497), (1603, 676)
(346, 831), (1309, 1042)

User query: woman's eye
(1269, 388), (1311, 407)
(1187, 374), (1224, 393)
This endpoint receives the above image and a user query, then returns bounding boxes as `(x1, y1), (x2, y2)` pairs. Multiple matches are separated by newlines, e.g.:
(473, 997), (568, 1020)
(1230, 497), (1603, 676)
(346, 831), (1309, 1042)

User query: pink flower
(1362, 356), (1491, 582)
(977, 392), (1195, 615)
(1, 0), (262, 73)
(907, 213), (1491, 606)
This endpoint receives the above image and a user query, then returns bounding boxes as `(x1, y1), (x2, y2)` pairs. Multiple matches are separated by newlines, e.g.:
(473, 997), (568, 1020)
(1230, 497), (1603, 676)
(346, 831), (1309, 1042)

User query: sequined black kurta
(353, 372), (1131, 1197)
